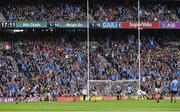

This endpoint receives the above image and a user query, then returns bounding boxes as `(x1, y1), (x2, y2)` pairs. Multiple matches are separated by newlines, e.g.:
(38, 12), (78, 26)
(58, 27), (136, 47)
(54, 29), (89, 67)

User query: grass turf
(0, 100), (180, 112)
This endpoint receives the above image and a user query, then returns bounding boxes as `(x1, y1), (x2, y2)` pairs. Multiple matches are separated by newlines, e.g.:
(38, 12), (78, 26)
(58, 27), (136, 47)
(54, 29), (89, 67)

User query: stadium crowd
(90, 35), (138, 80)
(140, 1), (180, 22)
(0, 30), (179, 99)
(140, 31), (179, 97)
(90, 0), (180, 22)
(0, 0), (179, 22)
(0, 31), (87, 99)
(0, 0), (86, 22)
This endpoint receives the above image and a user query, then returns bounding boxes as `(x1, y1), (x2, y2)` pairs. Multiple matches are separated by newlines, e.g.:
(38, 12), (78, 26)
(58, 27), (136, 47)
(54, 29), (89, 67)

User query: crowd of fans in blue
(0, 0), (179, 22)
(0, 30), (179, 98)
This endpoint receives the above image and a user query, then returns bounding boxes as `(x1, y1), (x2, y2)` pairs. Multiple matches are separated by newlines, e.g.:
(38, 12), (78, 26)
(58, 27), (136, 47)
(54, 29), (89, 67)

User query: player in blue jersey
(170, 77), (179, 103)
(127, 85), (133, 100)
(29, 84), (38, 103)
(22, 84), (31, 103)
(16, 86), (26, 104)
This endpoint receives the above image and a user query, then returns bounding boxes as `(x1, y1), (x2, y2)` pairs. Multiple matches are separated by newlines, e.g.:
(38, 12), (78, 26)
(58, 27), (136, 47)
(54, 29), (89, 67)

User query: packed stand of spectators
(0, 31), (87, 98)
(140, 31), (180, 96)
(90, 30), (179, 96)
(1, 0), (179, 22)
(90, 0), (137, 22)
(140, 1), (180, 22)
(0, 30), (179, 98)
(90, 0), (180, 22)
(0, 49), (26, 97)
(0, 0), (86, 22)
(90, 30), (138, 80)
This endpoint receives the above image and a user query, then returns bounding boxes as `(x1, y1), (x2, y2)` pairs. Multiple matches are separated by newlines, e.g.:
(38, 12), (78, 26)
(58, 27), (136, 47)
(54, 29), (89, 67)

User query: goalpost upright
(138, 0), (141, 90)
(87, 0), (90, 98)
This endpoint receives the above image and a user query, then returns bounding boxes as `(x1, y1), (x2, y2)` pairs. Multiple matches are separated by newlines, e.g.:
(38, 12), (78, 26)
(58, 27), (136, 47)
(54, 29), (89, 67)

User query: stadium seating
(90, 0), (179, 22)
(0, 31), (87, 98)
(0, 0), (179, 22)
(0, 0), (86, 22)
(0, 30), (179, 97)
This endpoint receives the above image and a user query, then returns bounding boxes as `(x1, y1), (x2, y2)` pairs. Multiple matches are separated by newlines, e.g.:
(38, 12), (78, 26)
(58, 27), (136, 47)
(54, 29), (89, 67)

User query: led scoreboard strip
(0, 22), (179, 29)
(0, 22), (86, 28)
(0, 22), (16, 28)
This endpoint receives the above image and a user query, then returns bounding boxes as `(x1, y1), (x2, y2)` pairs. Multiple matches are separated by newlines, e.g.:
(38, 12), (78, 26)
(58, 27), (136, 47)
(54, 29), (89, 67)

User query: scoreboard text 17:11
(0, 22), (16, 28)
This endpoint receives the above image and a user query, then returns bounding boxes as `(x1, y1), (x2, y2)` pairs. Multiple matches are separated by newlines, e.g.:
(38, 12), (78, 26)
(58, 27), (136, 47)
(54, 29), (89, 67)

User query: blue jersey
(31, 86), (37, 93)
(19, 87), (26, 95)
(171, 79), (179, 91)
(127, 86), (133, 94)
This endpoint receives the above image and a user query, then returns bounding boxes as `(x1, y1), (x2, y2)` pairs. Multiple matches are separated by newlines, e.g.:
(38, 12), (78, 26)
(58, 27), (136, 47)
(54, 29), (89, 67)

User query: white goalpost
(87, 0), (90, 98)
(138, 0), (141, 90)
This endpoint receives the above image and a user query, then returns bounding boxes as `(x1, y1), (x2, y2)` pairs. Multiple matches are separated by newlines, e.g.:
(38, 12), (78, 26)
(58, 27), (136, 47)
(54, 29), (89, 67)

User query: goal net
(88, 79), (139, 97)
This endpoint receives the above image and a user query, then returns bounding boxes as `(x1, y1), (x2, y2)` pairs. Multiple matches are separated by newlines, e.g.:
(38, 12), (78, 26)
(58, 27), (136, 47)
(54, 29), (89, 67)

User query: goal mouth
(88, 79), (139, 97)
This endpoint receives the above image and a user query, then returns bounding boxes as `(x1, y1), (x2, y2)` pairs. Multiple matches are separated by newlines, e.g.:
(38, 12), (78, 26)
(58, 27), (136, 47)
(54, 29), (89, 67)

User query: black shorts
(171, 91), (178, 94)
(18, 94), (22, 97)
(26, 92), (31, 97)
(117, 91), (120, 94)
(30, 92), (35, 96)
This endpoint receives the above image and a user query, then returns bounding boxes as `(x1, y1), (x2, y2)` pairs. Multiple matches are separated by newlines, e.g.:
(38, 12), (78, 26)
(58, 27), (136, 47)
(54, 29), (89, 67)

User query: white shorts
(155, 88), (161, 93)
(137, 90), (142, 96)
(141, 91), (146, 95)
(92, 91), (97, 96)
(47, 93), (51, 97)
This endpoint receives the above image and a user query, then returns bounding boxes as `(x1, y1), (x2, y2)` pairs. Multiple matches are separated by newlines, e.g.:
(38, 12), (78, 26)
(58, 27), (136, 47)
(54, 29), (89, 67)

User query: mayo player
(154, 79), (162, 103)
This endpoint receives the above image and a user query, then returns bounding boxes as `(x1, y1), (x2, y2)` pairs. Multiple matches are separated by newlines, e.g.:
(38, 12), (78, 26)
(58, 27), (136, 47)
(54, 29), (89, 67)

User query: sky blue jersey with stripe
(171, 79), (179, 91)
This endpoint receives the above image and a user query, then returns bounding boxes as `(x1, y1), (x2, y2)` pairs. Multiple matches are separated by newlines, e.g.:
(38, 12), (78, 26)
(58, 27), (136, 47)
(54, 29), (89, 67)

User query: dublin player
(16, 86), (26, 104)
(29, 84), (38, 103)
(23, 84), (31, 103)
(170, 77), (179, 103)
(127, 85), (133, 100)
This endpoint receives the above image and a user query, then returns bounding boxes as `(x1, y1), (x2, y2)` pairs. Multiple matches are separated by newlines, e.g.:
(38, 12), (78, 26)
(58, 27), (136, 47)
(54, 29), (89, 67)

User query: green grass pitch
(0, 100), (180, 112)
